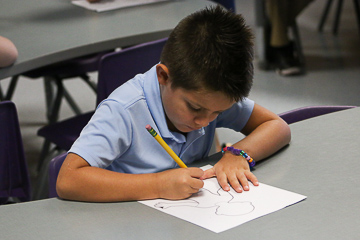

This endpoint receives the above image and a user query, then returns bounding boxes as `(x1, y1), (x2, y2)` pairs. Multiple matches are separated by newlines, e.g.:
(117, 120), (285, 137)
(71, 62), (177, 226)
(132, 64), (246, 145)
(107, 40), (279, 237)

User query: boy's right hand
(156, 168), (204, 200)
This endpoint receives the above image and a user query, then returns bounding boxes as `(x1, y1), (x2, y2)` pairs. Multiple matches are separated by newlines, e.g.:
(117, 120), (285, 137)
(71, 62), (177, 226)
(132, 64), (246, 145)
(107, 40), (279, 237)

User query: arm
(0, 36), (18, 68)
(56, 153), (204, 202)
(202, 103), (291, 192)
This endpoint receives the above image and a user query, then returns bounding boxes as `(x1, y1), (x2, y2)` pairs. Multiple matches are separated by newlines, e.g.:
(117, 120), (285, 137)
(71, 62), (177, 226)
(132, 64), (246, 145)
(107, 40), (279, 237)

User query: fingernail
(244, 185), (249, 191)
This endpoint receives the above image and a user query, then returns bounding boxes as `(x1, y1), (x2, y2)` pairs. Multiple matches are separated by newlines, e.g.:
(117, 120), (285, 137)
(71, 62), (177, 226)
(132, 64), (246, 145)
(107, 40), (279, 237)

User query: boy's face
(157, 64), (235, 133)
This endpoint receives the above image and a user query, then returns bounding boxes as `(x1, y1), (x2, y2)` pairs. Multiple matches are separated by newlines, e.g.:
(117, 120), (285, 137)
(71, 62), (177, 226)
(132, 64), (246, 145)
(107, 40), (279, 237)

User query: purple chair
(48, 152), (67, 198)
(212, 0), (235, 12)
(0, 101), (31, 204)
(279, 105), (357, 124)
(37, 38), (167, 171)
(2, 51), (111, 124)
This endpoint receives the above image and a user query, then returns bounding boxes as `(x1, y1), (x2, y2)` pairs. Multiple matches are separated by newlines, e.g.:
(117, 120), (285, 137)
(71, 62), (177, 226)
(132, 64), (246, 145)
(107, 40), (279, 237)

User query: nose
(194, 115), (211, 128)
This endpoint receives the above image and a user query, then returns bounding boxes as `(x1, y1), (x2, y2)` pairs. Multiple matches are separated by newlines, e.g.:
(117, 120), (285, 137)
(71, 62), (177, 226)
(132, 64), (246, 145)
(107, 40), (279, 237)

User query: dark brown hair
(160, 6), (254, 102)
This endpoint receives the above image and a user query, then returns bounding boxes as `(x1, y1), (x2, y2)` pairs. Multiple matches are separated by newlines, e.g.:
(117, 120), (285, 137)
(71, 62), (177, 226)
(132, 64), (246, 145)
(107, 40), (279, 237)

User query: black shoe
(267, 43), (304, 76)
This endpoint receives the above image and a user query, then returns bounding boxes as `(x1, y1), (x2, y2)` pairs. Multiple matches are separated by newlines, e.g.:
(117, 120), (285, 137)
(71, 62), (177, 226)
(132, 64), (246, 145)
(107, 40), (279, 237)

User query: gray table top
(1, 107), (359, 239)
(0, 0), (214, 80)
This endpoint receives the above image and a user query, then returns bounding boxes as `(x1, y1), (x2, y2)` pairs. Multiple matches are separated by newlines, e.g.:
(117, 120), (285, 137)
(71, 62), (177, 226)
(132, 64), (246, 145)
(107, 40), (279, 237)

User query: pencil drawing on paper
(140, 173), (307, 233)
(154, 179), (255, 216)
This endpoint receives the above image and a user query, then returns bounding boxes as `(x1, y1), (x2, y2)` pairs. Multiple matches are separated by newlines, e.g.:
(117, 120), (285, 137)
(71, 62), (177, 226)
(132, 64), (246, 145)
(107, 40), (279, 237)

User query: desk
(1, 107), (359, 239)
(0, 0), (215, 80)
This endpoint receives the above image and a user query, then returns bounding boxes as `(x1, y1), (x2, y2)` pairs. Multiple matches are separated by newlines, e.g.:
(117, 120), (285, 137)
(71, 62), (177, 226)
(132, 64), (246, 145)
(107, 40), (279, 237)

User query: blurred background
(1, 0), (359, 195)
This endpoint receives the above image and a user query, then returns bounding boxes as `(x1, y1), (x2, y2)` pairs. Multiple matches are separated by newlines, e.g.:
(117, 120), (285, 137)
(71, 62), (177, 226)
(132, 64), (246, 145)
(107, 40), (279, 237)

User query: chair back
(212, 0), (235, 11)
(279, 105), (357, 124)
(48, 152), (67, 198)
(96, 38), (167, 105)
(0, 101), (31, 203)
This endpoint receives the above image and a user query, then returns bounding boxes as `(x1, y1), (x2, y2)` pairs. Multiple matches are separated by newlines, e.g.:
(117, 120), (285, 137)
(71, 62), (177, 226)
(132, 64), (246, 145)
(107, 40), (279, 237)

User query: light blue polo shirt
(69, 65), (254, 174)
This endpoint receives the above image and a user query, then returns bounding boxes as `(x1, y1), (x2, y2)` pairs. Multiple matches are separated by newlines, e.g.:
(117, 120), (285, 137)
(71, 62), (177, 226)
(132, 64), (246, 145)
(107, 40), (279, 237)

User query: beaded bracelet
(221, 146), (256, 167)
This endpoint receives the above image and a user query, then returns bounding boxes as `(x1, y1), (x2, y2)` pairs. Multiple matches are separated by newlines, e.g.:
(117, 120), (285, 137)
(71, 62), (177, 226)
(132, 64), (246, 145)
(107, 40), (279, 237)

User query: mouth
(186, 125), (201, 131)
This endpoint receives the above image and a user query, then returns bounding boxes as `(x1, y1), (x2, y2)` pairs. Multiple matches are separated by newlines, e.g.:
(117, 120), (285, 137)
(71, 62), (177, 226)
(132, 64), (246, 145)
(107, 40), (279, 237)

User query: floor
(1, 0), (359, 199)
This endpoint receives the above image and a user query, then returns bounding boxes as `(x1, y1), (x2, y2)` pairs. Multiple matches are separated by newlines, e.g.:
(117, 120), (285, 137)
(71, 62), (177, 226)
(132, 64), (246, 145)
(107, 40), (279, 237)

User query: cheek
(171, 105), (195, 124)
(176, 106), (192, 121)
(165, 101), (184, 120)
(209, 113), (219, 122)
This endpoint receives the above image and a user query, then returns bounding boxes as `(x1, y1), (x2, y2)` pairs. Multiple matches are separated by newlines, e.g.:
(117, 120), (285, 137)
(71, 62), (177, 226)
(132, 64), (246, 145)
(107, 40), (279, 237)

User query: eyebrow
(187, 100), (227, 114)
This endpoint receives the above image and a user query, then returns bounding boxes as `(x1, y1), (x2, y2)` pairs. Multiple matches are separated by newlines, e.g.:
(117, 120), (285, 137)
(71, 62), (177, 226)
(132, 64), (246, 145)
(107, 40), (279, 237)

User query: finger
(200, 167), (216, 180)
(245, 171), (259, 186)
(189, 178), (204, 191)
(217, 172), (230, 191)
(237, 172), (250, 191)
(188, 167), (204, 179)
(227, 174), (243, 193)
(189, 185), (201, 194)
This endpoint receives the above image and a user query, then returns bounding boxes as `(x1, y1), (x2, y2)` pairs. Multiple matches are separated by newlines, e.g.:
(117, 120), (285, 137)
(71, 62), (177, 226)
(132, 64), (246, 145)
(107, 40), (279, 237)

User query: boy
(57, 6), (291, 202)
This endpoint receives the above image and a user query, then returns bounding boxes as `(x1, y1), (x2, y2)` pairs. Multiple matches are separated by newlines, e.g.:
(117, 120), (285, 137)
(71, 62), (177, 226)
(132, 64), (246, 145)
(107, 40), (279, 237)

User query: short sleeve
(68, 99), (133, 169)
(215, 98), (254, 132)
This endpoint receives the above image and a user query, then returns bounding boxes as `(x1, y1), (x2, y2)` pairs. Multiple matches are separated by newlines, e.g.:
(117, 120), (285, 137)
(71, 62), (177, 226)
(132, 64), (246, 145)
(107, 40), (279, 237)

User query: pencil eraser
(145, 124), (152, 130)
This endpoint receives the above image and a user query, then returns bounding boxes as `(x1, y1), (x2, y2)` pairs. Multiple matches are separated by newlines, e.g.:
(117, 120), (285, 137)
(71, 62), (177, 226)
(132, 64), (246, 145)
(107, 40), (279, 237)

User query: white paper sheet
(72, 0), (170, 12)
(139, 165), (306, 233)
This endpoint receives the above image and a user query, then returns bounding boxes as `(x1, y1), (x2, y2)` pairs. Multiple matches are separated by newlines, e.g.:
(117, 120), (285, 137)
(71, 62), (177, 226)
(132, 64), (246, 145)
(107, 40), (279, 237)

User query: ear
(156, 64), (170, 86)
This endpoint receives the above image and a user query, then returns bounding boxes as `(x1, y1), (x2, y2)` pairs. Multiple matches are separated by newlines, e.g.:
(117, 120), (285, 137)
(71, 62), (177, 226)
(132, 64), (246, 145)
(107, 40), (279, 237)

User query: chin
(184, 125), (199, 132)
(174, 125), (193, 133)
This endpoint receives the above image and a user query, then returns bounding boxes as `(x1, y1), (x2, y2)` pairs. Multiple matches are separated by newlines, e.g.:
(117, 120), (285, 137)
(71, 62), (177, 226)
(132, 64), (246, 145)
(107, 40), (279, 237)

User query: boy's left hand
(200, 154), (259, 193)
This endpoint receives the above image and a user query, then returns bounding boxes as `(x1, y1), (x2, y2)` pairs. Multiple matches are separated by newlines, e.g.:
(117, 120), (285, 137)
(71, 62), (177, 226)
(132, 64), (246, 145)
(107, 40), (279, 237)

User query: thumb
(188, 167), (205, 178)
(200, 167), (216, 180)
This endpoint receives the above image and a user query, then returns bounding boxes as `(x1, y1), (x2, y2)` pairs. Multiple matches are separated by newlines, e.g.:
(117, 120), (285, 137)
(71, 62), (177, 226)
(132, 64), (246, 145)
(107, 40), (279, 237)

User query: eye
(187, 102), (201, 112)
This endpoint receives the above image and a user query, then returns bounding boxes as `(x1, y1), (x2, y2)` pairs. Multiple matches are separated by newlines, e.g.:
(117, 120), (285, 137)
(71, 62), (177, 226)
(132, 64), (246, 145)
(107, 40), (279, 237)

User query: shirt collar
(143, 65), (175, 140)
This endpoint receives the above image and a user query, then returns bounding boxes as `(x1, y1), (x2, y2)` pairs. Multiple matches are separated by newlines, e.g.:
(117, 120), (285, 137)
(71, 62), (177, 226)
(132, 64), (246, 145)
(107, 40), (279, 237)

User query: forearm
(202, 105), (290, 192)
(57, 153), (204, 202)
(57, 155), (160, 202)
(207, 118), (289, 191)
(235, 118), (291, 161)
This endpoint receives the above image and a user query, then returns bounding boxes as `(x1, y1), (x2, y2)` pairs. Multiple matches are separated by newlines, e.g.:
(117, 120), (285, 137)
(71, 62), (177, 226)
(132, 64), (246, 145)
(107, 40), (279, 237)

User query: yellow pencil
(145, 124), (188, 168)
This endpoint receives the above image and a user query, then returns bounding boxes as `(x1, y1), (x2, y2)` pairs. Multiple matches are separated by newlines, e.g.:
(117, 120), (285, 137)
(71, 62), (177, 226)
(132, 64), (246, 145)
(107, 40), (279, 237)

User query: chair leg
(333, 0), (344, 35)
(80, 74), (97, 93)
(318, 0), (334, 32)
(44, 77), (55, 121)
(59, 73), (98, 116)
(0, 75), (19, 101)
(62, 87), (82, 115)
(50, 78), (65, 123)
(32, 161), (50, 200)
(353, 0), (360, 35)
(0, 84), (3, 100)
(34, 152), (52, 200)
(37, 139), (52, 172)
(34, 147), (65, 200)
(4, 75), (19, 100)
(37, 138), (63, 172)
(44, 76), (64, 124)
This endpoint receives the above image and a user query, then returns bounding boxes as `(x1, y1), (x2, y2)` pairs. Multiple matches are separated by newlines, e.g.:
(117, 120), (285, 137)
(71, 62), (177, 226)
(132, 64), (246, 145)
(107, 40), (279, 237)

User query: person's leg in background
(266, 0), (313, 76)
